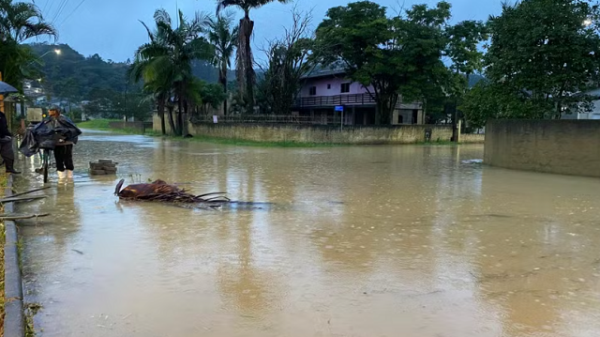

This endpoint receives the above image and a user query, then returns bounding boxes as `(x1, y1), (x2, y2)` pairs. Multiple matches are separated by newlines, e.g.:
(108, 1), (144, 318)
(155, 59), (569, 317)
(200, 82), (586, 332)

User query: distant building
(292, 67), (423, 125)
(23, 79), (45, 98)
(562, 87), (600, 120)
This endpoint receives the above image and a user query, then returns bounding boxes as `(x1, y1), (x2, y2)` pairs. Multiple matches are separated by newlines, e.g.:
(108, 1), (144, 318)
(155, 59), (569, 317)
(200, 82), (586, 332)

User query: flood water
(14, 130), (600, 337)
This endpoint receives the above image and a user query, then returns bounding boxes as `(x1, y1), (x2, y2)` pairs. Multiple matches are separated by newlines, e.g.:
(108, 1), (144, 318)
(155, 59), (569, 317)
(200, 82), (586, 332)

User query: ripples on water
(14, 132), (600, 337)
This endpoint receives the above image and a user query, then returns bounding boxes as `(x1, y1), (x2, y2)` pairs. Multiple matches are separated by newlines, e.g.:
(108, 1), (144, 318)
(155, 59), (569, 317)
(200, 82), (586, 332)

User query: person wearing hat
(0, 107), (20, 174)
(48, 106), (81, 180)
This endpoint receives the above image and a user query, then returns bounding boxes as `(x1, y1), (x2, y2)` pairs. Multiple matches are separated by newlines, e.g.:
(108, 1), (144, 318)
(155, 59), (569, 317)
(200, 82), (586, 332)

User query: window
(327, 84), (331, 89)
(397, 114), (404, 124)
(341, 83), (350, 93)
(309, 86), (317, 96)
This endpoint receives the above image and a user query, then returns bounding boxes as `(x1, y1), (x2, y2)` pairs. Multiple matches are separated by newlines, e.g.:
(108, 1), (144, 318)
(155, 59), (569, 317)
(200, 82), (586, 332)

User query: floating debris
(114, 179), (229, 204)
(90, 160), (118, 175)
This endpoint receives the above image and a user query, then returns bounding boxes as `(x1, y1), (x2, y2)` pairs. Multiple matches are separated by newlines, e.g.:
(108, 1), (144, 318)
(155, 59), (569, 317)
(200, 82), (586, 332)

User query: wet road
(15, 130), (600, 337)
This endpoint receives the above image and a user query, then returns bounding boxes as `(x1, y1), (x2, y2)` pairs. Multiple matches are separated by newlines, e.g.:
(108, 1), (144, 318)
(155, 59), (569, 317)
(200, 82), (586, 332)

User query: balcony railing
(293, 93), (376, 108)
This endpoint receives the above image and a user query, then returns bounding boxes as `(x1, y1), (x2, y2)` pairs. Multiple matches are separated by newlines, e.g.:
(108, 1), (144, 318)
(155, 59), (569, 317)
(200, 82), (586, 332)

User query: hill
(29, 43), (131, 100)
(29, 43), (234, 101)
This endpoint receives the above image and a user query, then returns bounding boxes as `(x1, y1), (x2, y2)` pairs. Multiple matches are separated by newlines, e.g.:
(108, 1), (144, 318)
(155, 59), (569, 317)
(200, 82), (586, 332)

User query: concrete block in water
(89, 159), (119, 175)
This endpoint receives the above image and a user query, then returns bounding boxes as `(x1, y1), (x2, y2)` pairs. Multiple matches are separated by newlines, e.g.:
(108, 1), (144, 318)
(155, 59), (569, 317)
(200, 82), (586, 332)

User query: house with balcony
(292, 67), (423, 125)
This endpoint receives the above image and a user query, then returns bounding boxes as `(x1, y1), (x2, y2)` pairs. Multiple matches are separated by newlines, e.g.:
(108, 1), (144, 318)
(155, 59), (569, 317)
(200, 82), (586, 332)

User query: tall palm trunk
(177, 95), (184, 136)
(183, 99), (189, 135)
(167, 105), (176, 134)
(156, 92), (166, 135)
(157, 95), (166, 135)
(221, 64), (228, 115)
(237, 11), (255, 115)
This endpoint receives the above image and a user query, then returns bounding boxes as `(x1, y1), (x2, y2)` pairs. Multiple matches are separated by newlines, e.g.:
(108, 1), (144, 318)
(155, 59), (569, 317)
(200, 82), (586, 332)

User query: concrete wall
(183, 122), (453, 145)
(153, 114), (177, 134)
(484, 120), (600, 177)
(460, 133), (486, 144)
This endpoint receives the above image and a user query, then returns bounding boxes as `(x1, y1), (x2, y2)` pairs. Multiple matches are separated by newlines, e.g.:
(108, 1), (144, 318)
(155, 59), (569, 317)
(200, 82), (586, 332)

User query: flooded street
(14, 131), (600, 337)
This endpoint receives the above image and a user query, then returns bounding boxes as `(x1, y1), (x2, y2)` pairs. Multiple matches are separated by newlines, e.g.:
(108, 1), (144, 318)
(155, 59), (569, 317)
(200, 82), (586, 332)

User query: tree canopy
(315, 1), (452, 124)
(462, 0), (600, 125)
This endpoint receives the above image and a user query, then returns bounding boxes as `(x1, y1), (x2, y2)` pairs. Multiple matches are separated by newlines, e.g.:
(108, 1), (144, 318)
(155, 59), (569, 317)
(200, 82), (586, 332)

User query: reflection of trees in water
(134, 158), (283, 317)
(215, 163), (280, 316)
(216, 218), (277, 316)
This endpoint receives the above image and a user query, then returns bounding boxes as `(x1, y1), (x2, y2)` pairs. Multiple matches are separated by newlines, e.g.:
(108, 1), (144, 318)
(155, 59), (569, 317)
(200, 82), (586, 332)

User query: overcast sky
(28, 0), (505, 62)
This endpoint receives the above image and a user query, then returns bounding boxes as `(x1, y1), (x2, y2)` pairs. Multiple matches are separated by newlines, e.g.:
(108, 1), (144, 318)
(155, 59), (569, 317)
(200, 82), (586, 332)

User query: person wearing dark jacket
(0, 109), (20, 174)
(48, 107), (81, 180)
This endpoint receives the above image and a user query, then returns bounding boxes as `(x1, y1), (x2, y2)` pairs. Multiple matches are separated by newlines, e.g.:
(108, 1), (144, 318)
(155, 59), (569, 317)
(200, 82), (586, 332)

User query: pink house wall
(300, 77), (374, 97)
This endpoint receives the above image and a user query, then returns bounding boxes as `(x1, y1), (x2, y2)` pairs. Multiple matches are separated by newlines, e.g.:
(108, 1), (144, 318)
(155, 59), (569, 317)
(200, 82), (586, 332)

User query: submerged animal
(114, 179), (229, 203)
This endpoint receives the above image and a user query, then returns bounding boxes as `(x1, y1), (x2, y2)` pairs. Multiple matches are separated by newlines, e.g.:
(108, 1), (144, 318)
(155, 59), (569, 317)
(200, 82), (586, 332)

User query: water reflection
(13, 133), (600, 337)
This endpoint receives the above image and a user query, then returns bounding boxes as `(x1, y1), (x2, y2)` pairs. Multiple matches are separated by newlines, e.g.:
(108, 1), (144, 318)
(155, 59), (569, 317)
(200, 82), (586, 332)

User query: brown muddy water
(14, 130), (600, 337)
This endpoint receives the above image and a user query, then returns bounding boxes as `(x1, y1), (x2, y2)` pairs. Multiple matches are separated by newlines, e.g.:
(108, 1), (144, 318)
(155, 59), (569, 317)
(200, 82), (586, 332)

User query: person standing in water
(0, 108), (20, 174)
(48, 107), (81, 180)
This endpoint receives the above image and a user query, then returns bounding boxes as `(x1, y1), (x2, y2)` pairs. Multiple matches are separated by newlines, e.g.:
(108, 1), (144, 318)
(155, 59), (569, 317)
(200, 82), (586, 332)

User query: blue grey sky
(28, 0), (504, 62)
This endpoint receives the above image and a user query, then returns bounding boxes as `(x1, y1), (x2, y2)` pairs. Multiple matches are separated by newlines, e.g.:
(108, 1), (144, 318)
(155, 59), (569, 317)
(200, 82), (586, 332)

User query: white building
(562, 88), (600, 120)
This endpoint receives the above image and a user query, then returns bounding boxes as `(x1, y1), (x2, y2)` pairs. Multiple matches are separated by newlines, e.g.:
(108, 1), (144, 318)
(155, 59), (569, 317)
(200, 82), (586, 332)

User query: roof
(301, 63), (347, 80)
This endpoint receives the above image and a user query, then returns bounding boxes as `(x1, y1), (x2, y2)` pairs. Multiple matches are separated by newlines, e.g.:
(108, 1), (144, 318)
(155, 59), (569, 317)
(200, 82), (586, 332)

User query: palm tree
(215, 0), (290, 115)
(129, 22), (174, 135)
(207, 13), (238, 116)
(131, 9), (213, 136)
(129, 59), (174, 135)
(0, 0), (56, 42)
(0, 0), (56, 88)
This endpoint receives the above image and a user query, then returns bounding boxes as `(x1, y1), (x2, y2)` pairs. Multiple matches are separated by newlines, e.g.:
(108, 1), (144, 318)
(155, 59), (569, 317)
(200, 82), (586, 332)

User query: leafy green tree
(315, 1), (451, 125)
(446, 20), (488, 85)
(460, 82), (545, 129)
(258, 9), (315, 114)
(213, 0), (291, 115)
(485, 0), (600, 119)
(197, 81), (227, 115)
(207, 12), (238, 115)
(445, 20), (488, 137)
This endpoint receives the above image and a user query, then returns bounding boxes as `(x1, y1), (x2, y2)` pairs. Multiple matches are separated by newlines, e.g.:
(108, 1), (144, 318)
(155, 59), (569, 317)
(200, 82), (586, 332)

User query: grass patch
(24, 303), (42, 337)
(0, 174), (7, 189)
(76, 119), (120, 130)
(77, 119), (149, 135)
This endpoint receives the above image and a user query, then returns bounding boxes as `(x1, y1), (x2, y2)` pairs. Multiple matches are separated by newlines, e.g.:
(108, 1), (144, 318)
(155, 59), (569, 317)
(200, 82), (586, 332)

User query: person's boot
(57, 170), (66, 181)
(67, 170), (74, 180)
(5, 159), (21, 174)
